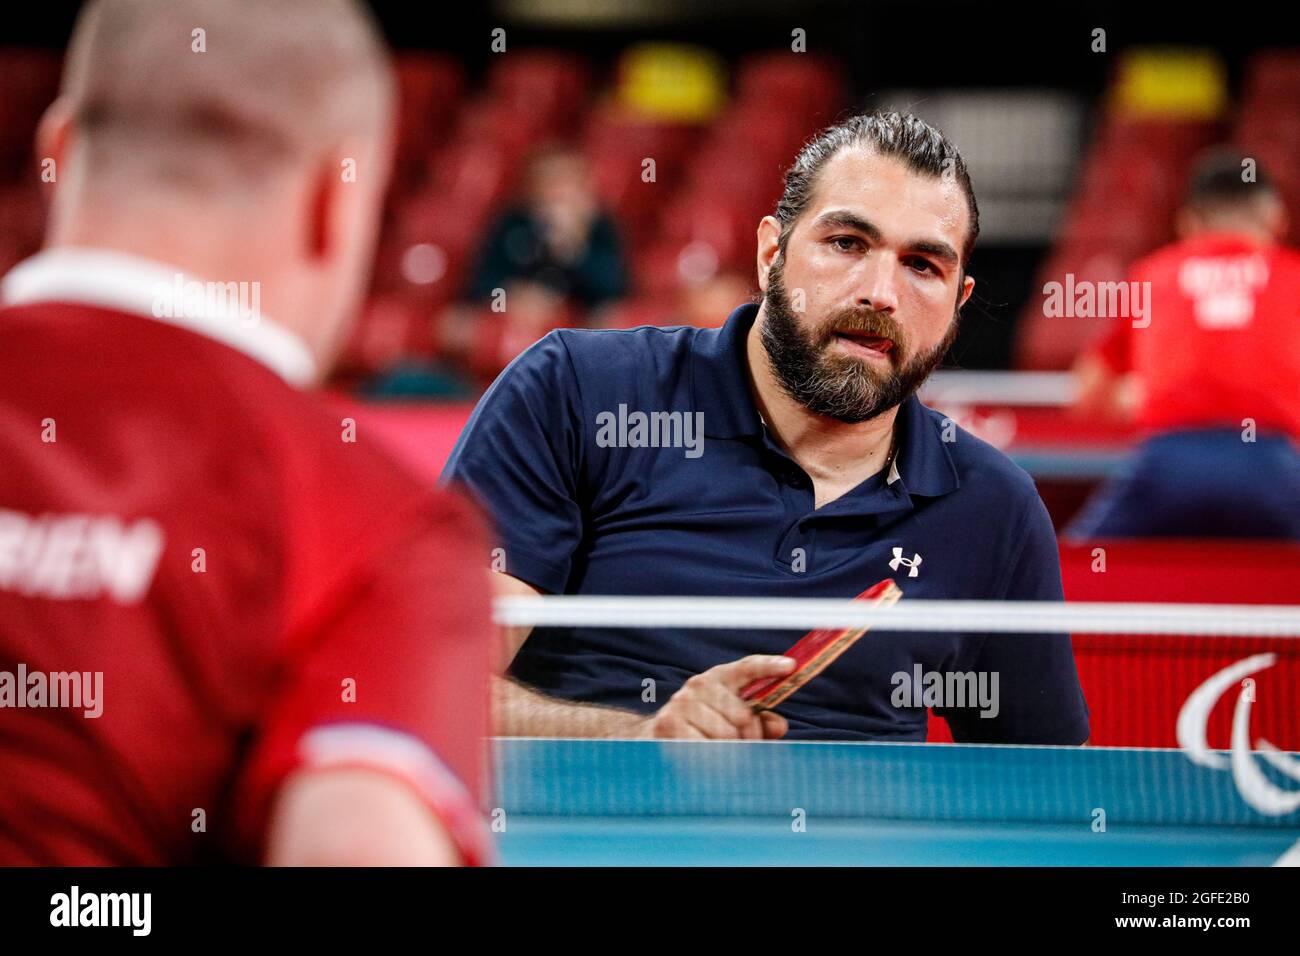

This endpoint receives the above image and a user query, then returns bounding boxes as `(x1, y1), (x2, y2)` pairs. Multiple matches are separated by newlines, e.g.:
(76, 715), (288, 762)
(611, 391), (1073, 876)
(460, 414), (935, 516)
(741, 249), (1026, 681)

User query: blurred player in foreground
(0, 0), (495, 865)
(1069, 150), (1300, 539)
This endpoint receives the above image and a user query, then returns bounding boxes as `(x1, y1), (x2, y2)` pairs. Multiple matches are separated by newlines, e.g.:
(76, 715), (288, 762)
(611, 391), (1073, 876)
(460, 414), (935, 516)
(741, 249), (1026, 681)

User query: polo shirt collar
(691, 302), (765, 440)
(890, 391), (960, 498)
(0, 246), (317, 387)
(691, 301), (960, 499)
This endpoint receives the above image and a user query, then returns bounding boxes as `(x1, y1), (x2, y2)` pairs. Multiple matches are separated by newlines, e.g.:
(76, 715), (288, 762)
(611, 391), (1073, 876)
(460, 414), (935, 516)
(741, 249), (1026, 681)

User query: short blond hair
(61, 0), (394, 191)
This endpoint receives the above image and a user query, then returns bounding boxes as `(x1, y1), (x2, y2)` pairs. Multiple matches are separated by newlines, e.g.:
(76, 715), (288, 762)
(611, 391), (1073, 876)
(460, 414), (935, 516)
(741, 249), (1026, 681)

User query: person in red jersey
(1068, 149), (1300, 539)
(0, 0), (496, 865)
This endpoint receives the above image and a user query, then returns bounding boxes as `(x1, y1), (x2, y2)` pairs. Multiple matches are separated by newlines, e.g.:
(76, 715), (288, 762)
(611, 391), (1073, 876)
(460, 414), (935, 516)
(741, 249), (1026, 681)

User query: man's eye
(906, 257), (937, 274)
(830, 236), (861, 252)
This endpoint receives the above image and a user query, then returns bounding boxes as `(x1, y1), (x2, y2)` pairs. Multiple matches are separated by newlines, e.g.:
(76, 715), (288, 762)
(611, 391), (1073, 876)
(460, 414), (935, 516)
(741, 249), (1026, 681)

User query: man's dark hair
(773, 111), (980, 266)
(1185, 148), (1277, 211)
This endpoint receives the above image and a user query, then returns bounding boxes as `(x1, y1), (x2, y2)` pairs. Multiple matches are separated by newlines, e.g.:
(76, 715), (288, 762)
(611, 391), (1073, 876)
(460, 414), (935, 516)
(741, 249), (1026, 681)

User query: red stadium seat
(392, 53), (466, 179)
(653, 196), (757, 280)
(1233, 105), (1300, 245)
(452, 92), (553, 153)
(733, 53), (845, 124)
(583, 111), (700, 244)
(1240, 50), (1300, 108)
(381, 191), (488, 303)
(686, 141), (778, 204)
(487, 50), (592, 138)
(708, 106), (800, 163)
(630, 240), (699, 297)
(1014, 241), (1133, 371)
(335, 295), (432, 378)
(0, 48), (61, 179)
(0, 183), (45, 252)
(582, 111), (698, 165)
(597, 297), (679, 330)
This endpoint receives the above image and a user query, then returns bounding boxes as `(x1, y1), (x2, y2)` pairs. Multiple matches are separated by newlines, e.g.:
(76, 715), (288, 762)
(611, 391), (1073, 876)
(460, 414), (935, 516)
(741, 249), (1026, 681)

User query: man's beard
(759, 257), (960, 423)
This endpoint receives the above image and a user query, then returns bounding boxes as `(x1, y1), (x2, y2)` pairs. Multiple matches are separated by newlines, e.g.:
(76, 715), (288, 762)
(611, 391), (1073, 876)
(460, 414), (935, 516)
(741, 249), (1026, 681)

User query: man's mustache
(818, 310), (908, 355)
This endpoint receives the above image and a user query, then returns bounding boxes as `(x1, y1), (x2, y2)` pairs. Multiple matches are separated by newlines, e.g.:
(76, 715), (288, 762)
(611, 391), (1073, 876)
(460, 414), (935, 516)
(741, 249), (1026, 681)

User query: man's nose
(854, 255), (900, 314)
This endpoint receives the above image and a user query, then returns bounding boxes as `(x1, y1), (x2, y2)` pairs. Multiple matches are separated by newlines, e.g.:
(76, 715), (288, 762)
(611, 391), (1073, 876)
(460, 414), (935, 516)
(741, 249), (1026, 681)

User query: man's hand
(633, 655), (797, 740)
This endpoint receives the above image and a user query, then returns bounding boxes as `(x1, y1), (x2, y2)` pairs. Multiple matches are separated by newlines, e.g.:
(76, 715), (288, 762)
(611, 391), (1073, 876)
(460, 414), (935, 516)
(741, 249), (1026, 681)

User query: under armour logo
(888, 548), (922, 578)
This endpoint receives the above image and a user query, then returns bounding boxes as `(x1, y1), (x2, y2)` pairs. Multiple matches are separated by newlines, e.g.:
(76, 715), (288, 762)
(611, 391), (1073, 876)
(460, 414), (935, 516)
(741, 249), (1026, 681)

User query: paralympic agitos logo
(1177, 653), (1300, 816)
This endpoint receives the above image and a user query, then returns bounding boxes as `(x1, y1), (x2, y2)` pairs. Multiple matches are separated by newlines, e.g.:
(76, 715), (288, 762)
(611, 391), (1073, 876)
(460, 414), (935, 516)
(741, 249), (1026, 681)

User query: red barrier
(928, 542), (1300, 745)
(1061, 541), (1300, 749)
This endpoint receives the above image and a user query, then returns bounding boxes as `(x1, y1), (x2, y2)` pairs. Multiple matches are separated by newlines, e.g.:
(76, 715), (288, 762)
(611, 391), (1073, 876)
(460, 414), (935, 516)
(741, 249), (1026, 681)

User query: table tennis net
(493, 596), (1300, 750)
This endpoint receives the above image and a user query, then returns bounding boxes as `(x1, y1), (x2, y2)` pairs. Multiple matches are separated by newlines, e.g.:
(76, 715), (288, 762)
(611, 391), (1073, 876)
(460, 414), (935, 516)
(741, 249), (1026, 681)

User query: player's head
(524, 143), (595, 209)
(1176, 149), (1288, 243)
(755, 111), (978, 423)
(39, 0), (396, 377)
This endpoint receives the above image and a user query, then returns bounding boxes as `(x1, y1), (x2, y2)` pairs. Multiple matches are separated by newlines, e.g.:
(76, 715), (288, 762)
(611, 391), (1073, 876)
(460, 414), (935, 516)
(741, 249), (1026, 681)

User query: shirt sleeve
(229, 490), (497, 865)
(440, 332), (586, 594)
(939, 493), (1091, 745)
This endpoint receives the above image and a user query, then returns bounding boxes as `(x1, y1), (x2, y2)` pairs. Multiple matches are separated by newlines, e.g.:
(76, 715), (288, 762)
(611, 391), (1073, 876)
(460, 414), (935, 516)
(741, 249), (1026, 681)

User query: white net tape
(494, 596), (1300, 636)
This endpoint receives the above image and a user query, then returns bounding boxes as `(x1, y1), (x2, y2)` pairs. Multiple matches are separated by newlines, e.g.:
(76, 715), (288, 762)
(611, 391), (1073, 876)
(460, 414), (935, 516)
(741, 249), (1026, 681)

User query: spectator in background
(1068, 150), (1300, 539)
(441, 144), (629, 383)
(469, 143), (629, 312)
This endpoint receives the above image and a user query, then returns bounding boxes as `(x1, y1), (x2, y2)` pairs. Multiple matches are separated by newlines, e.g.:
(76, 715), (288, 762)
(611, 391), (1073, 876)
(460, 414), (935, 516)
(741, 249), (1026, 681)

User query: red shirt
(1088, 233), (1300, 440)
(0, 251), (495, 865)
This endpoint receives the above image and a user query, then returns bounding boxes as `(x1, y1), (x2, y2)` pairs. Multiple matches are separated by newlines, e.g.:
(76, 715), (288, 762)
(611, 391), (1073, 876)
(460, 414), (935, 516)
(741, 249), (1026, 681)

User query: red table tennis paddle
(741, 578), (903, 711)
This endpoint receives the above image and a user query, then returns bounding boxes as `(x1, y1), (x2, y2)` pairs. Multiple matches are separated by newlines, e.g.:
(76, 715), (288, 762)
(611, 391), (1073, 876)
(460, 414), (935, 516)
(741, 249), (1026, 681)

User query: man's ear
(958, 271), (975, 311)
(307, 141), (386, 263)
(755, 216), (782, 293)
(305, 155), (341, 261)
(36, 98), (75, 183)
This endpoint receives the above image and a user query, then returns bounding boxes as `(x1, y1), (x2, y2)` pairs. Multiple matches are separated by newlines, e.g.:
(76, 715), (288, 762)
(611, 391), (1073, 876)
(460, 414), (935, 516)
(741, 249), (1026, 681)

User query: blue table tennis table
(492, 739), (1300, 866)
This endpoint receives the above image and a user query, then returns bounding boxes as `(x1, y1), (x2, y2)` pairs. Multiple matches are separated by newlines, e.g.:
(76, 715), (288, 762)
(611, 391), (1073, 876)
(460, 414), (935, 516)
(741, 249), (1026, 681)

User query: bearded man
(444, 112), (1089, 744)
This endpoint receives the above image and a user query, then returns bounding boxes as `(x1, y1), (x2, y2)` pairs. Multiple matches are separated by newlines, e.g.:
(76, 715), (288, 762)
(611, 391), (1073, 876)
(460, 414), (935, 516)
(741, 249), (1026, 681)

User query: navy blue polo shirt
(443, 304), (1089, 743)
